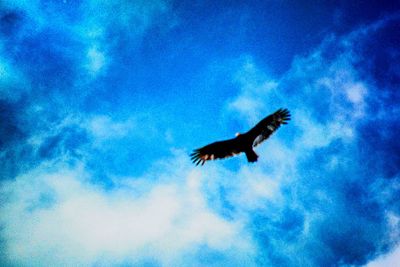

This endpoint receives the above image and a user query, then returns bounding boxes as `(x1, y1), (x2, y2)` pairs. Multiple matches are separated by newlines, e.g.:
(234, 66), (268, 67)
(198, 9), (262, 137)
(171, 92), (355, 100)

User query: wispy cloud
(220, 16), (400, 266)
(84, 115), (136, 140)
(227, 56), (279, 125)
(0, 0), (173, 178)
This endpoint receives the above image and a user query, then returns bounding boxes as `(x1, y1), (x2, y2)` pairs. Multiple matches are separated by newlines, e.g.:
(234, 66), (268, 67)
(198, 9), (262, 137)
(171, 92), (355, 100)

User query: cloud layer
(1, 161), (256, 266)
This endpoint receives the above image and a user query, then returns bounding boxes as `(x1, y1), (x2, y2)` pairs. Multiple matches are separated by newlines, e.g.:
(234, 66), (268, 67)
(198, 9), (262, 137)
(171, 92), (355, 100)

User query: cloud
(219, 16), (400, 266)
(0, 0), (173, 179)
(366, 211), (400, 267)
(0, 0), (171, 102)
(84, 115), (136, 141)
(86, 46), (107, 75)
(366, 245), (400, 267)
(227, 56), (279, 125)
(0, 159), (256, 266)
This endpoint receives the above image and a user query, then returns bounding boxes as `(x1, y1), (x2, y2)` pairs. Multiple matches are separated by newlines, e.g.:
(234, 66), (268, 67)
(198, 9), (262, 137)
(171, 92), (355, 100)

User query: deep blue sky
(1, 1), (399, 266)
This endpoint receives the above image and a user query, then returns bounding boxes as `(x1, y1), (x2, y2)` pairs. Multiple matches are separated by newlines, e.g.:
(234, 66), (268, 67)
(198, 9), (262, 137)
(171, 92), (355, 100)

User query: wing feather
(190, 138), (241, 165)
(247, 108), (291, 147)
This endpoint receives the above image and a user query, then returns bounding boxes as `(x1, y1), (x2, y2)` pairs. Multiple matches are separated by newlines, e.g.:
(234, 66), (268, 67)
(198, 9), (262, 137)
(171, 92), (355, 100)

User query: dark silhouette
(190, 108), (290, 165)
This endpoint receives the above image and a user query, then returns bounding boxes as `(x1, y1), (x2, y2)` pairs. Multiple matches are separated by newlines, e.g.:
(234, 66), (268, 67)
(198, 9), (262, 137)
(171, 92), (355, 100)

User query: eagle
(190, 108), (290, 165)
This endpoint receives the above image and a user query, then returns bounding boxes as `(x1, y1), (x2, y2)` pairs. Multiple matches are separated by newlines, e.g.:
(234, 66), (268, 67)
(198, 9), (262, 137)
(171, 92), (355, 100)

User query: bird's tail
(245, 149), (258, 162)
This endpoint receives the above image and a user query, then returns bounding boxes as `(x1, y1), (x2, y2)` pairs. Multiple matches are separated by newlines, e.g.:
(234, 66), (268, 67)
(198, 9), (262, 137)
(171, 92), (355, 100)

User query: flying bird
(190, 108), (290, 165)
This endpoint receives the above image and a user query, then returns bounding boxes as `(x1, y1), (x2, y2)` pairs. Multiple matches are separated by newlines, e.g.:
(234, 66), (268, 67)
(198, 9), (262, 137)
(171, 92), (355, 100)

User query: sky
(0, 0), (400, 266)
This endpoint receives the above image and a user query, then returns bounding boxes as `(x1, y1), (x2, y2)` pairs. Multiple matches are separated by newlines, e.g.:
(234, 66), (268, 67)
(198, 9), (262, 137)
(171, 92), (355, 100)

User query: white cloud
(27, 112), (137, 142)
(76, 0), (171, 77)
(225, 43), (370, 155)
(230, 166), (282, 211)
(84, 115), (136, 140)
(228, 95), (264, 123)
(0, 160), (255, 266)
(365, 245), (400, 267)
(345, 82), (367, 105)
(86, 46), (107, 75)
(227, 57), (279, 125)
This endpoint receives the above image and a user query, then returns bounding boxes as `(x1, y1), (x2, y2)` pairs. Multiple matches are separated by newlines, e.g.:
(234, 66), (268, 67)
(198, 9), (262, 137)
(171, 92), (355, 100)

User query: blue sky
(1, 1), (400, 266)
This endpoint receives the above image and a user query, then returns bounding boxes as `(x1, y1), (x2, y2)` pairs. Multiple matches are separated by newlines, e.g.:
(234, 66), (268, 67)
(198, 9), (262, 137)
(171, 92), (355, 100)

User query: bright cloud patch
(86, 46), (106, 75)
(367, 244), (400, 267)
(0, 162), (254, 266)
(85, 115), (135, 140)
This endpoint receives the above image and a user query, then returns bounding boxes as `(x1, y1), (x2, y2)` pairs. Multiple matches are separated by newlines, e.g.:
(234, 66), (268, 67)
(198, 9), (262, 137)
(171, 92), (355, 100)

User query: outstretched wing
(190, 139), (241, 166)
(247, 108), (290, 147)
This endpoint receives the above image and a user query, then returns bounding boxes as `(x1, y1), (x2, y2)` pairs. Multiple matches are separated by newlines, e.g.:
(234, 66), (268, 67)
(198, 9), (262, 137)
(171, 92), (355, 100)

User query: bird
(190, 108), (290, 165)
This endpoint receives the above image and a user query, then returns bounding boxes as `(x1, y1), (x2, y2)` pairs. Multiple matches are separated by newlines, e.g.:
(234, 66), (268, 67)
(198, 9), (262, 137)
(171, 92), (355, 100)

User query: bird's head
(235, 132), (241, 137)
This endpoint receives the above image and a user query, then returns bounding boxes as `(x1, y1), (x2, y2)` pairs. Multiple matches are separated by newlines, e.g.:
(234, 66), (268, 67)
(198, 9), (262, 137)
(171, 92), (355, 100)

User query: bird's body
(190, 108), (290, 165)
